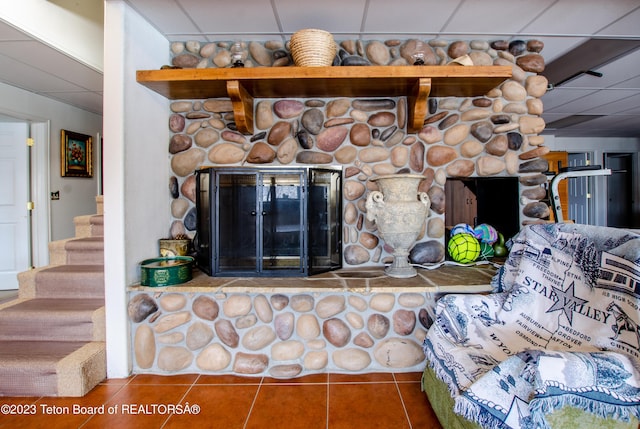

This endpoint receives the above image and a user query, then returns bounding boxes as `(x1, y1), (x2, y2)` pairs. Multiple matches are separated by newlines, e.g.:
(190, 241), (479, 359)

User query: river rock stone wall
(130, 290), (437, 376)
(166, 37), (549, 269)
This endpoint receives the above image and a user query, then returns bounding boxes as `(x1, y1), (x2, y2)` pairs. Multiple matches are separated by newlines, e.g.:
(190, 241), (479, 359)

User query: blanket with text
(424, 224), (640, 428)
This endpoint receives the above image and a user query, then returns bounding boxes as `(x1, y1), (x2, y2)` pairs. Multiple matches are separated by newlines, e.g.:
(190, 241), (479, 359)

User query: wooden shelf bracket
(227, 80), (254, 135)
(407, 78), (432, 134)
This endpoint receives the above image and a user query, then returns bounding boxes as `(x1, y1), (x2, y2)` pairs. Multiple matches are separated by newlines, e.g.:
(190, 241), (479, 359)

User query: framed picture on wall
(61, 129), (93, 178)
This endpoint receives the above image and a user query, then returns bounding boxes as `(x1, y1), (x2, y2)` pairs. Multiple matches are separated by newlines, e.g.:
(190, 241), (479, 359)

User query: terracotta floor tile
(0, 400), (46, 429)
(397, 380), (443, 429)
(328, 382), (410, 429)
(262, 373), (328, 385)
(329, 372), (394, 384)
(0, 371), (444, 429)
(129, 373), (199, 385)
(245, 384), (328, 429)
(393, 371), (424, 383)
(80, 383), (192, 429)
(196, 374), (262, 385)
(163, 384), (260, 429)
(99, 376), (134, 385)
(0, 383), (123, 429)
(0, 410), (91, 429)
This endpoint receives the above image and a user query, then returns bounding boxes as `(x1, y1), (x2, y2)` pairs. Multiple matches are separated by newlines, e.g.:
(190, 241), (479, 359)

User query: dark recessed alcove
(445, 177), (520, 241)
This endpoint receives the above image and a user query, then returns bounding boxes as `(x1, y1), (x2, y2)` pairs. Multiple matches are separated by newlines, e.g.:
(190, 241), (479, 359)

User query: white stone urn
(365, 174), (430, 278)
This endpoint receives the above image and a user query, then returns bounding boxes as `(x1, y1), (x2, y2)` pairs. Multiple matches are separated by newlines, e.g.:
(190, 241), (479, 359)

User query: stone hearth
(128, 265), (496, 377)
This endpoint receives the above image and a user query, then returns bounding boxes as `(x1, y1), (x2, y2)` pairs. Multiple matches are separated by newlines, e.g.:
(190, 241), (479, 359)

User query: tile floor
(0, 372), (442, 429)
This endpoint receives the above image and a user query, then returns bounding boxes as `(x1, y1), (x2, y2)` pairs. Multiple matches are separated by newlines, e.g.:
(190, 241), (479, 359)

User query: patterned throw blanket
(424, 224), (640, 429)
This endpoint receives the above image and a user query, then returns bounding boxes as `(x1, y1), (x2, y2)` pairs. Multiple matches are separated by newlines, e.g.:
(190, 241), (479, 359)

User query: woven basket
(290, 29), (336, 67)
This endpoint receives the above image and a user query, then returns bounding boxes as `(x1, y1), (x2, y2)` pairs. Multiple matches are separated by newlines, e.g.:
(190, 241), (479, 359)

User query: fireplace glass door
(196, 167), (341, 277)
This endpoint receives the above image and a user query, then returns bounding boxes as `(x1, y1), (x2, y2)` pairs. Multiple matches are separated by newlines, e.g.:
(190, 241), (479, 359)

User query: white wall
(0, 81), (102, 241)
(103, 0), (170, 378)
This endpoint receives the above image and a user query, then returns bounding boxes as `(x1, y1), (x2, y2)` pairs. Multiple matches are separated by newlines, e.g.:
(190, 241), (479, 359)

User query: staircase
(0, 196), (106, 397)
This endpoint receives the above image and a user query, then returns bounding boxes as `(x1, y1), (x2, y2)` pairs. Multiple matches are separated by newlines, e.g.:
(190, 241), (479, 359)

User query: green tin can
(140, 256), (194, 286)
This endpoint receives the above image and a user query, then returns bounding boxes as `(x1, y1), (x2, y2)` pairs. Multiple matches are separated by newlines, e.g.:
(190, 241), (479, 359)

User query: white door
(0, 122), (29, 290)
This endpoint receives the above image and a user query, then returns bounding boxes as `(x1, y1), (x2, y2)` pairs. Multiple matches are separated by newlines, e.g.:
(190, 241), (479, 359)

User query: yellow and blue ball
(448, 233), (481, 263)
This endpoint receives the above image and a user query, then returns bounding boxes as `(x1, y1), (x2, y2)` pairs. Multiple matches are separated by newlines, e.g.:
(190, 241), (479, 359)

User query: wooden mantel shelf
(136, 65), (512, 134)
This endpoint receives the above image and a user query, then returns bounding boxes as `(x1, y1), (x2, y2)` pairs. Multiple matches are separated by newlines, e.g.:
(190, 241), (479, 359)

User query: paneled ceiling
(0, 0), (639, 138)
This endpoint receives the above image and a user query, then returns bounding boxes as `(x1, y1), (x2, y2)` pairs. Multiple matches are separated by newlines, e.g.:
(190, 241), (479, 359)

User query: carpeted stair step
(18, 265), (104, 299)
(0, 299), (104, 342)
(1, 197), (107, 397)
(49, 236), (104, 265)
(0, 340), (106, 397)
(64, 237), (104, 265)
(74, 214), (104, 238)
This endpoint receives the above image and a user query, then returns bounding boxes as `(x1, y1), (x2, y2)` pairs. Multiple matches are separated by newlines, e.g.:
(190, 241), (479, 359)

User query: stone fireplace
(166, 38), (549, 270)
(129, 36), (550, 377)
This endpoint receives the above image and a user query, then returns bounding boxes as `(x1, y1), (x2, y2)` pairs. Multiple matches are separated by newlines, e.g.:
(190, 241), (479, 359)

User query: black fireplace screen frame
(195, 166), (342, 277)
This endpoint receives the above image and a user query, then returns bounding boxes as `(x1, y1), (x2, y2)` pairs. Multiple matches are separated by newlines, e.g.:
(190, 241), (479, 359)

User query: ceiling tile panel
(522, 0), (639, 35)
(441, 0), (555, 34)
(560, 72), (613, 90)
(364, 0), (460, 34)
(180, 0), (280, 36)
(541, 88), (597, 110)
(547, 89), (630, 114)
(125, 0), (201, 36)
(564, 116), (640, 137)
(274, 0), (366, 34)
(596, 5), (640, 36)
(582, 91), (640, 115)
(616, 75), (640, 89)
